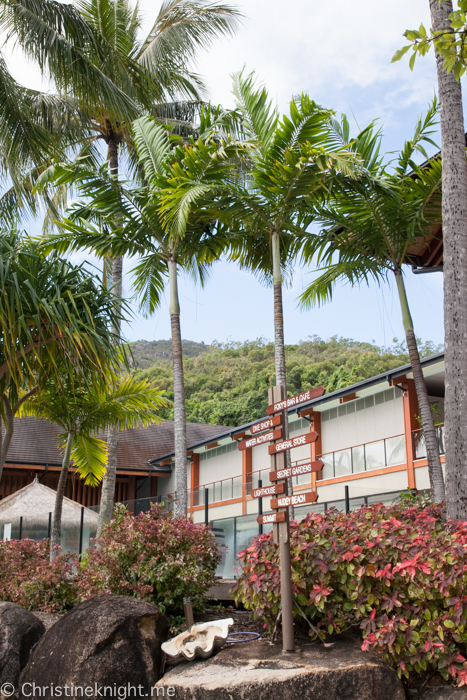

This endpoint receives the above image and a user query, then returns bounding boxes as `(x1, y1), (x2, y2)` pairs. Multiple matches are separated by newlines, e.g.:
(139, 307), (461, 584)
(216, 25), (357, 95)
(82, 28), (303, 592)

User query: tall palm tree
(298, 104), (446, 502)
(426, 0), (467, 519)
(0, 229), (124, 480)
(39, 116), (237, 519)
(160, 72), (358, 510)
(21, 374), (168, 560)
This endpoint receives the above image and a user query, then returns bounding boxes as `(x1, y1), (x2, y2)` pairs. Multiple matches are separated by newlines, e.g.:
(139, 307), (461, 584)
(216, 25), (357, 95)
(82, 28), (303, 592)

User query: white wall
(316, 469), (409, 503)
(320, 391), (404, 454)
(199, 445), (242, 484)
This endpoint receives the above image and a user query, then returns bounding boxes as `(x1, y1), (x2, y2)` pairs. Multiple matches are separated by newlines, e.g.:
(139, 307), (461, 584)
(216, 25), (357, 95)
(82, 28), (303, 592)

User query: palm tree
(160, 72), (358, 511)
(21, 373), (168, 560)
(5, 0), (240, 519)
(426, 0), (467, 519)
(298, 104), (446, 502)
(39, 117), (237, 518)
(0, 229), (123, 480)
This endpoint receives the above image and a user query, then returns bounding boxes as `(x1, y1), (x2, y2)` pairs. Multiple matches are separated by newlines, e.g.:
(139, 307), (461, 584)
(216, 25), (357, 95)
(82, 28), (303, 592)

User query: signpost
(271, 491), (319, 509)
(237, 382), (323, 654)
(237, 428), (282, 451)
(270, 460), (324, 482)
(268, 432), (318, 454)
(250, 415), (282, 435)
(251, 482), (285, 499)
(266, 386), (325, 415)
(257, 511), (287, 525)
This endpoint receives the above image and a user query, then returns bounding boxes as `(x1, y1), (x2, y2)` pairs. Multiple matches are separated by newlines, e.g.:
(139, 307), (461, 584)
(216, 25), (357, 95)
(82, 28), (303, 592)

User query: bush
(0, 539), (76, 612)
(232, 501), (467, 686)
(77, 504), (221, 617)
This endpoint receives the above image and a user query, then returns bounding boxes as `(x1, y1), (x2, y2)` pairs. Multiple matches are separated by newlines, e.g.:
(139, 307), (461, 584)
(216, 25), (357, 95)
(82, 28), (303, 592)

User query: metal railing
(413, 424), (445, 460)
(320, 434), (407, 480)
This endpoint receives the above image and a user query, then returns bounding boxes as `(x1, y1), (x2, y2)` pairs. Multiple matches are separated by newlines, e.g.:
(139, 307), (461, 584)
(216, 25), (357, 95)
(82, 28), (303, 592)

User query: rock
(155, 637), (406, 700)
(19, 594), (170, 699)
(0, 602), (45, 692)
(423, 689), (467, 699)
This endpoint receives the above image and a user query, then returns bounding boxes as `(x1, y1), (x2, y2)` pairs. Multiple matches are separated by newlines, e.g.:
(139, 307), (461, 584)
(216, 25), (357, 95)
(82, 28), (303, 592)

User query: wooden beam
(339, 392), (357, 404)
(159, 458), (173, 466)
(205, 442), (219, 450)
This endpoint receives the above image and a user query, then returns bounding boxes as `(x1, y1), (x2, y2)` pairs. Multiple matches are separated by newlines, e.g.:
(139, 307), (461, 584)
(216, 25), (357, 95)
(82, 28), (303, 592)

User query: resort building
(150, 352), (445, 576)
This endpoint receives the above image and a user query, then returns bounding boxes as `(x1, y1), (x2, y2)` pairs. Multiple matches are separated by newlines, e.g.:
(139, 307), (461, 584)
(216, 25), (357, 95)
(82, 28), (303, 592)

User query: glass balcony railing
(320, 434), (407, 480)
(413, 424), (445, 460)
(193, 475), (243, 506)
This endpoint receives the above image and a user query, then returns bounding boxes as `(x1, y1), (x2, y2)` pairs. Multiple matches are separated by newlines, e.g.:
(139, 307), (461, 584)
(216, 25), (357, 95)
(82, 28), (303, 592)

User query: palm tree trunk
(272, 228), (294, 519)
(168, 256), (188, 517)
(429, 0), (467, 519)
(395, 271), (445, 502)
(97, 134), (122, 536)
(50, 431), (74, 563)
(0, 395), (14, 482)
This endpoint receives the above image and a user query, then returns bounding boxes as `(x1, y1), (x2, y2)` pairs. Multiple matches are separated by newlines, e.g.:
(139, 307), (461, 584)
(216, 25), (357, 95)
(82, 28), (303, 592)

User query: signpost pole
(269, 385), (295, 653)
(258, 479), (263, 535)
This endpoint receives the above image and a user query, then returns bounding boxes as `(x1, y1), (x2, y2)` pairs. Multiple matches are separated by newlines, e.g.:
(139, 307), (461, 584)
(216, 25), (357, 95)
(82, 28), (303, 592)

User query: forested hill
(131, 337), (443, 428)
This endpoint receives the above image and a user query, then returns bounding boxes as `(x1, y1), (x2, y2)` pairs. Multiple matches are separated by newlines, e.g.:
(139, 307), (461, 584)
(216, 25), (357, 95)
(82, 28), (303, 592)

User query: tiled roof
(6, 417), (229, 473)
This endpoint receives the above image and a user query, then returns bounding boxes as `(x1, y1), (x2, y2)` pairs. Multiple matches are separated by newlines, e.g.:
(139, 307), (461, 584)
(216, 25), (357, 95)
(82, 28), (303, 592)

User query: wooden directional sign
(238, 428), (282, 451)
(269, 460), (324, 482)
(271, 491), (319, 509)
(266, 386), (325, 415)
(257, 511), (287, 525)
(250, 414), (282, 435)
(268, 431), (318, 455)
(251, 482), (285, 499)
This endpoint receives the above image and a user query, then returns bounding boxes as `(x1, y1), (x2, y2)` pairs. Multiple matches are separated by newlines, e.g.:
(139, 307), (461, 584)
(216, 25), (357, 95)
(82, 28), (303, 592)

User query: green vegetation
(132, 336), (442, 427)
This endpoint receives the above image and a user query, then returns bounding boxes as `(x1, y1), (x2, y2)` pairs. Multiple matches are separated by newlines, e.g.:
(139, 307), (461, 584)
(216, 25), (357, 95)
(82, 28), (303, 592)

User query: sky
(5, 0), (446, 348)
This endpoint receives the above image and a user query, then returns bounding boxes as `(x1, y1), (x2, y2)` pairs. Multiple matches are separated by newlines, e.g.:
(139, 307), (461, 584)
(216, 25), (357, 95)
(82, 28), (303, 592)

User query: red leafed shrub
(0, 539), (77, 612)
(232, 501), (467, 686)
(77, 504), (221, 616)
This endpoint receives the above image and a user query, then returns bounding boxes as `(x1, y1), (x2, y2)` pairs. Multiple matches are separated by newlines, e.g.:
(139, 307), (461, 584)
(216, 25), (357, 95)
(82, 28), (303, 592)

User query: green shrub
(232, 501), (467, 686)
(77, 504), (221, 617)
(0, 539), (76, 612)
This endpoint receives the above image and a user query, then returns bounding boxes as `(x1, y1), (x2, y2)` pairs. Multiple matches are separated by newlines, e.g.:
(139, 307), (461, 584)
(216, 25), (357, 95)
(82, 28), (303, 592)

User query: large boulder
(422, 690), (467, 699)
(155, 637), (406, 700)
(19, 594), (169, 699)
(0, 602), (45, 692)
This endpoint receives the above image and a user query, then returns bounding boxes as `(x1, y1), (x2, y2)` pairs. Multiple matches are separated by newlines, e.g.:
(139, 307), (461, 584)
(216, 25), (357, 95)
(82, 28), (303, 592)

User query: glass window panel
(222, 479), (233, 501)
(413, 430), (426, 459)
(321, 453), (334, 479)
(349, 497), (366, 510)
(338, 405), (347, 417)
(386, 435), (406, 466)
(437, 425), (445, 455)
(364, 395), (374, 409)
(296, 470), (311, 486)
(365, 440), (386, 470)
(260, 469), (271, 486)
(384, 388), (394, 402)
(346, 402), (355, 414)
(352, 444), (365, 472)
(235, 515), (260, 570)
(322, 411), (329, 422)
(334, 448), (352, 477)
(294, 503), (324, 522)
(356, 398), (365, 411)
(375, 392), (384, 405)
(329, 408), (337, 420)
(232, 476), (243, 499)
(213, 482), (221, 503)
(211, 518), (235, 579)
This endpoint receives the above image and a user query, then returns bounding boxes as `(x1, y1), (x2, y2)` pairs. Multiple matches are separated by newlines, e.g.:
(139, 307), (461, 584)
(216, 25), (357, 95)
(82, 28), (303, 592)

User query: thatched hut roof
(0, 478), (98, 527)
